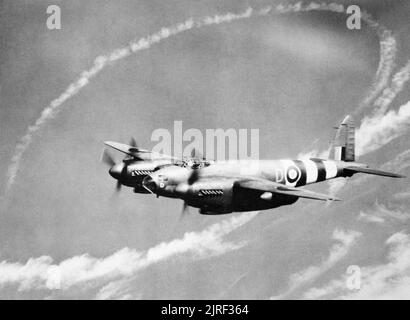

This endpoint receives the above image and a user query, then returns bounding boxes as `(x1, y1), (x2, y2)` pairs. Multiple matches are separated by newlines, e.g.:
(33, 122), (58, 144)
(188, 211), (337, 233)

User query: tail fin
(329, 115), (355, 162)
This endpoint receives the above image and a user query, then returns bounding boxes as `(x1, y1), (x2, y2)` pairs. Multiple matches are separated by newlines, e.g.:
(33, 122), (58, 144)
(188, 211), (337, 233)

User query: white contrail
(372, 59), (410, 114)
(0, 211), (257, 293)
(292, 8), (397, 196)
(275, 3), (397, 112)
(357, 11), (397, 110)
(5, 8), (253, 192)
(6, 3), (389, 192)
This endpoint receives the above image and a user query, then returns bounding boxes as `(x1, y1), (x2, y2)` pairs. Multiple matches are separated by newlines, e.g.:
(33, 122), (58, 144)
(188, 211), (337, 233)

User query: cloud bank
(358, 202), (410, 224)
(356, 100), (410, 156)
(303, 231), (410, 299)
(0, 212), (257, 294)
(271, 229), (361, 299)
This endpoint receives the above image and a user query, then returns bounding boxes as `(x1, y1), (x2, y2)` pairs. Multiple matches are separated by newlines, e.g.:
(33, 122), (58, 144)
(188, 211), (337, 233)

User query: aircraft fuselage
(145, 158), (355, 214)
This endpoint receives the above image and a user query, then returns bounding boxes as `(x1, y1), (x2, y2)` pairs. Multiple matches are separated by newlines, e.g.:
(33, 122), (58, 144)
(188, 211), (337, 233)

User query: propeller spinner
(101, 138), (139, 193)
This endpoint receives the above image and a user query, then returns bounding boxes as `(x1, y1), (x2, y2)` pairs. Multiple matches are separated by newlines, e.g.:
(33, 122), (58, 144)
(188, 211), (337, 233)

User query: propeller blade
(101, 149), (115, 167)
(190, 148), (204, 160)
(128, 137), (142, 155)
(121, 164), (127, 176)
(187, 169), (199, 185)
(129, 137), (138, 148)
(179, 201), (190, 221)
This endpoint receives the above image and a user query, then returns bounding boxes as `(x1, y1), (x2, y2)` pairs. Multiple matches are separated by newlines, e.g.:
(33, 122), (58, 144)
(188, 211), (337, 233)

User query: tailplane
(329, 115), (355, 162)
(343, 166), (405, 178)
(325, 115), (405, 178)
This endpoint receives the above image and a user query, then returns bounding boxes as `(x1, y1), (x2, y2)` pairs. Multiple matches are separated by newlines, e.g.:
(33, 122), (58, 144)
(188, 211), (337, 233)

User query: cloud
(327, 178), (348, 197)
(393, 191), (410, 201)
(217, 271), (250, 299)
(357, 202), (410, 224)
(352, 61), (410, 159)
(303, 231), (410, 299)
(293, 6), (401, 171)
(297, 149), (328, 161)
(357, 212), (385, 224)
(263, 97), (410, 197)
(356, 100), (410, 156)
(298, 112), (410, 195)
(297, 66), (410, 164)
(344, 148), (410, 194)
(0, 256), (61, 292)
(372, 60), (410, 114)
(0, 212), (257, 295)
(302, 278), (344, 299)
(297, 69), (410, 197)
(388, 148), (410, 171)
(271, 229), (361, 299)
(6, 2), (391, 194)
(95, 280), (138, 300)
(300, 69), (410, 167)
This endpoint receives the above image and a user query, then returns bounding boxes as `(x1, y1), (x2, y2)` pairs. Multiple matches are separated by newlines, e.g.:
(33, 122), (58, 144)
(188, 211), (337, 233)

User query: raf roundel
(286, 165), (301, 184)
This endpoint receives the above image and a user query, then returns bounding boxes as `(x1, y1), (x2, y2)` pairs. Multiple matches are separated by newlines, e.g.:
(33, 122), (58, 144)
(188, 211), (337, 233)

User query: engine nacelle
(123, 160), (171, 191)
(186, 180), (234, 214)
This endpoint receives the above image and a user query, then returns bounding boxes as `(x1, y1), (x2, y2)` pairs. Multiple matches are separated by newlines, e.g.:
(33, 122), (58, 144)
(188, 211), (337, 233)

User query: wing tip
(104, 140), (115, 147)
(322, 195), (341, 202)
(394, 174), (406, 179)
(341, 114), (352, 125)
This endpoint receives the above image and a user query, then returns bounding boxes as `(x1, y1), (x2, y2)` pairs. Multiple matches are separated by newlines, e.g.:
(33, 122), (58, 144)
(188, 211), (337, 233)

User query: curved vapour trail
(356, 11), (397, 111)
(5, 2), (388, 192)
(275, 3), (397, 113)
(5, 8), (253, 192)
(372, 59), (410, 115)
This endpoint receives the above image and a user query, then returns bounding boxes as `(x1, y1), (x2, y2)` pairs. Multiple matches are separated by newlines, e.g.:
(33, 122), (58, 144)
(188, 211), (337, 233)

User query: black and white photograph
(1, 0), (410, 305)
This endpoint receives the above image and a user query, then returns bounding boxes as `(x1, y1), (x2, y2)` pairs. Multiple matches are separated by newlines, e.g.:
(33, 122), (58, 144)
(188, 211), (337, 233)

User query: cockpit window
(158, 175), (168, 182)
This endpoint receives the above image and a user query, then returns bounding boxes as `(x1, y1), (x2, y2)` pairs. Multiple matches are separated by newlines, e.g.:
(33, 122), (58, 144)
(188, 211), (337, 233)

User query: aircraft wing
(104, 141), (150, 157)
(236, 179), (341, 202)
(104, 141), (177, 160)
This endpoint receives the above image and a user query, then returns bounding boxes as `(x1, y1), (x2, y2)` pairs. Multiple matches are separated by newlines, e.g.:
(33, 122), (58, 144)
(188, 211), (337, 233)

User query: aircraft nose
(109, 163), (124, 179)
(142, 175), (157, 193)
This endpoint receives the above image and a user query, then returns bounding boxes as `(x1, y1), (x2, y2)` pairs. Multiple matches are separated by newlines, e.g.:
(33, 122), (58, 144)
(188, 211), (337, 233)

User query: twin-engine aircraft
(102, 116), (405, 215)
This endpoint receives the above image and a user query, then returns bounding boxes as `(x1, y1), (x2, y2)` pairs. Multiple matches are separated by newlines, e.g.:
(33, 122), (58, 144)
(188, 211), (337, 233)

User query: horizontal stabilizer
(344, 166), (405, 178)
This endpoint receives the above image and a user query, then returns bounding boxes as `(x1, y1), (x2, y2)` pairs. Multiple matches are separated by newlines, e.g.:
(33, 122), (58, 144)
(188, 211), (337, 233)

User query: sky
(1, 0), (410, 299)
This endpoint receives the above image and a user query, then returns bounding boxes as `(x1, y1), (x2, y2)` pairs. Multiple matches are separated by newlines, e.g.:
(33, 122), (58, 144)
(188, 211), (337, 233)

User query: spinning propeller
(101, 137), (139, 193)
(101, 149), (115, 167)
(180, 161), (201, 220)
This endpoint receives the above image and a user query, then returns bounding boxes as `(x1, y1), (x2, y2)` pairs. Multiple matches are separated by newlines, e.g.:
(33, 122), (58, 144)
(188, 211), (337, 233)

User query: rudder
(329, 115), (355, 162)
